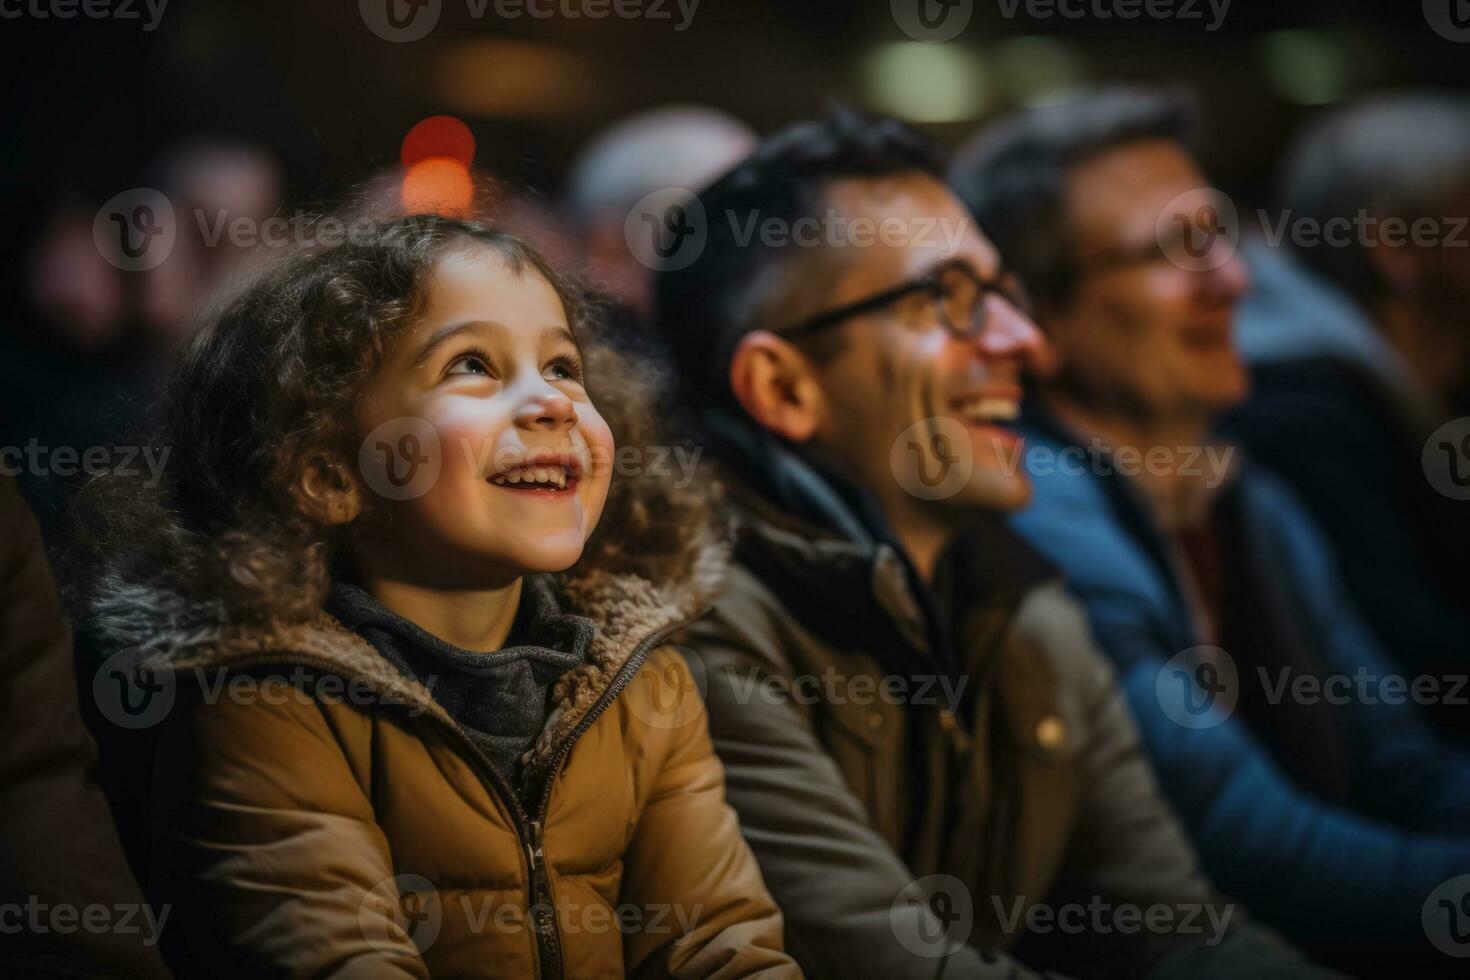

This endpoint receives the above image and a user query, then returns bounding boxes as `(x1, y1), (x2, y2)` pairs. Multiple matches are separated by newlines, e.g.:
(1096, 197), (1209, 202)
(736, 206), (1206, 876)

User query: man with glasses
(952, 90), (1470, 975)
(651, 109), (1331, 978)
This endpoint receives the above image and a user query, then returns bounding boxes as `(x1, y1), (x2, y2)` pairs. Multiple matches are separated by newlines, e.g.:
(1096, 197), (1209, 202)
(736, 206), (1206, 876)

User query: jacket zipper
(523, 817), (560, 978)
(165, 624), (690, 980)
(158, 650), (555, 974)
(515, 616), (691, 977)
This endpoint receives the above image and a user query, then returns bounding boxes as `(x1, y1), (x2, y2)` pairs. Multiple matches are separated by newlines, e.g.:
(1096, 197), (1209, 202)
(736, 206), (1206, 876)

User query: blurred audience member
(1, 475), (170, 978)
(568, 104), (755, 318)
(954, 89), (1470, 974)
(1220, 96), (1470, 738)
(3, 142), (281, 534)
(4, 208), (156, 532)
(141, 141), (282, 344)
(29, 207), (126, 352)
(653, 108), (1336, 979)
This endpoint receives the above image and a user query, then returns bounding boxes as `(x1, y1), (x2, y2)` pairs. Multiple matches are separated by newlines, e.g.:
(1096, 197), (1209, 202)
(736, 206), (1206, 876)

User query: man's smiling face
(793, 173), (1048, 519)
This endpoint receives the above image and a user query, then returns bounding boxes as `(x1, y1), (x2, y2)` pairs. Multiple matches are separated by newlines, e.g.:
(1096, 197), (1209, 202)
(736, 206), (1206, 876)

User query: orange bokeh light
(400, 158), (475, 217)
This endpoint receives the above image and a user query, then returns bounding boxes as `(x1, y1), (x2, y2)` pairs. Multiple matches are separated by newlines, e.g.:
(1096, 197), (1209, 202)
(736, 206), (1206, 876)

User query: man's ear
(728, 331), (825, 443)
(294, 452), (365, 525)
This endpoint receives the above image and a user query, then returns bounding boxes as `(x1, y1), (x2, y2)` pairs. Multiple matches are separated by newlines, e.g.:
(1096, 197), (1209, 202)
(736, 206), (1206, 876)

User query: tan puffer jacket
(92, 544), (797, 979)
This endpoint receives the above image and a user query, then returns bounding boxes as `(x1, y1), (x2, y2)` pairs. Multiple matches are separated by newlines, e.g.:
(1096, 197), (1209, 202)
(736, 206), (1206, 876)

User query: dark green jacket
(679, 422), (1339, 980)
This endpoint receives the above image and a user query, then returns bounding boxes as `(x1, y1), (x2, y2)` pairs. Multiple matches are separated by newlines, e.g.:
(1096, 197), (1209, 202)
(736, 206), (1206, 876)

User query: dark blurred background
(9, 0), (1469, 211)
(3, 0), (1469, 527)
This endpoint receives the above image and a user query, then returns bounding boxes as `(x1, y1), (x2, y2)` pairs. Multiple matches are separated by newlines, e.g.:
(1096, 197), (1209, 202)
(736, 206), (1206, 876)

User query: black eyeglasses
(774, 260), (1031, 341)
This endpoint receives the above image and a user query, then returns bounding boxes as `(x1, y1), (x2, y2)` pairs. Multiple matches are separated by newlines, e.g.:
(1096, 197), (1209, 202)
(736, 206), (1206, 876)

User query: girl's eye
(447, 352), (493, 377)
(545, 354), (584, 383)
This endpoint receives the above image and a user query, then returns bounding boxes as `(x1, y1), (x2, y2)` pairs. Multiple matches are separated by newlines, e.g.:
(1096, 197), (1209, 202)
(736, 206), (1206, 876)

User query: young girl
(73, 216), (795, 978)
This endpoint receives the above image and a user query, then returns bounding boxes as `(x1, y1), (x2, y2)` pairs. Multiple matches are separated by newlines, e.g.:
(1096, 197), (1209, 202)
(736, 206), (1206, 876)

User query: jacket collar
(706, 409), (1055, 673)
(92, 542), (724, 774)
(1019, 397), (1234, 632)
(704, 407), (888, 550)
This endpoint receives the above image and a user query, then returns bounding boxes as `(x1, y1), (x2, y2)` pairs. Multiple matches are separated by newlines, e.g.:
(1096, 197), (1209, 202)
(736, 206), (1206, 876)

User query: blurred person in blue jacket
(1218, 96), (1470, 739)
(951, 89), (1470, 977)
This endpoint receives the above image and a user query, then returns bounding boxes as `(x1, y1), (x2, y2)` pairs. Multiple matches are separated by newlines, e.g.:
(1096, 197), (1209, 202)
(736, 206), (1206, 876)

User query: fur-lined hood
(85, 531), (727, 775)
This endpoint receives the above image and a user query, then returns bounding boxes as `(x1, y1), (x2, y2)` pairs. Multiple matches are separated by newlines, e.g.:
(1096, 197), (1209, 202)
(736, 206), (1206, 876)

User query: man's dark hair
(949, 89), (1198, 312)
(652, 107), (942, 412)
(1280, 93), (1470, 305)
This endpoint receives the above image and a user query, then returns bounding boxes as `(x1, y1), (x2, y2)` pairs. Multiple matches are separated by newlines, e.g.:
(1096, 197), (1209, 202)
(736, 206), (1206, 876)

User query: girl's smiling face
(352, 245), (614, 585)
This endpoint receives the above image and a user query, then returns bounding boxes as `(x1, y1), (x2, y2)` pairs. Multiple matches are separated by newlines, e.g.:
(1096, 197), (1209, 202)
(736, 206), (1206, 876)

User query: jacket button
(867, 711), (884, 728)
(1035, 716), (1066, 750)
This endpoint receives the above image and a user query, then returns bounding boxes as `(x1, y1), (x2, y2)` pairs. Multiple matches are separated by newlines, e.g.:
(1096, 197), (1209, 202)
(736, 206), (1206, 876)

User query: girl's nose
(514, 389), (578, 432)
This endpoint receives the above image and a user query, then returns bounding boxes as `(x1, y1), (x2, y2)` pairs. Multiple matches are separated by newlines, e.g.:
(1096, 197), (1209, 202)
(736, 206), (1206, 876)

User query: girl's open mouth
(487, 457), (582, 494)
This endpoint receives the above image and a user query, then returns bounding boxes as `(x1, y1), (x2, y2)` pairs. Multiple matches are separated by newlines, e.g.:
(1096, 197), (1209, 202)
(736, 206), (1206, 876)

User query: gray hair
(566, 105), (755, 224)
(950, 88), (1198, 313)
(1282, 93), (1470, 302)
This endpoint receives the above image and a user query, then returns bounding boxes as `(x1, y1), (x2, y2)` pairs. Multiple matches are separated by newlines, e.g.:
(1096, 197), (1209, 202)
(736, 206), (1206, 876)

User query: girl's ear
(294, 453), (365, 525)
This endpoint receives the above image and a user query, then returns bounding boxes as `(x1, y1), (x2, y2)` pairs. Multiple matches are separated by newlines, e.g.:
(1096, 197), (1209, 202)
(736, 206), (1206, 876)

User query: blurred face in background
(1382, 183), (1470, 400)
(1040, 139), (1251, 430)
(777, 173), (1048, 519)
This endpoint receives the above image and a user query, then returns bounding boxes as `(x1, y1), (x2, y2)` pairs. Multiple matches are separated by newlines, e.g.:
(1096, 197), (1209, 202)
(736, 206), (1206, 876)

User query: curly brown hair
(67, 214), (715, 631)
